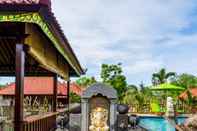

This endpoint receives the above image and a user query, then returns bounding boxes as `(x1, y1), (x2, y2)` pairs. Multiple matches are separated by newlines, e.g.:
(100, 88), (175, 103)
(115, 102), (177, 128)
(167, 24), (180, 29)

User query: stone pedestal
(69, 114), (81, 131)
(117, 114), (128, 131)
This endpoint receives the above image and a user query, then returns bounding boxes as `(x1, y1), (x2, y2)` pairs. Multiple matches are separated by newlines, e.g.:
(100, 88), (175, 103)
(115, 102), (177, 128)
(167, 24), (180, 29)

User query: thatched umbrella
(150, 83), (184, 113)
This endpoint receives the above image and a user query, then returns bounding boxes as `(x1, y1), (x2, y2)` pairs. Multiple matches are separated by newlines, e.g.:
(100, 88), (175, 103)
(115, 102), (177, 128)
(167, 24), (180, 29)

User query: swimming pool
(139, 116), (186, 131)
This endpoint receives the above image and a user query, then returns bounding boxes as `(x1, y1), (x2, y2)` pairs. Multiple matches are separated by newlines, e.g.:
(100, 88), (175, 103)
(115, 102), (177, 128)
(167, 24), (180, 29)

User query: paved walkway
(128, 127), (147, 131)
(55, 128), (68, 131)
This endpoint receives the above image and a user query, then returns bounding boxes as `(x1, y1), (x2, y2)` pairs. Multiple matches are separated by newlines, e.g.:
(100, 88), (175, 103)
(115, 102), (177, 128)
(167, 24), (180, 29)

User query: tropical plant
(127, 84), (138, 92)
(184, 90), (197, 111)
(69, 92), (81, 103)
(152, 68), (176, 85)
(171, 73), (197, 89)
(123, 84), (154, 112)
(100, 63), (127, 102)
(76, 76), (96, 88)
(139, 81), (145, 91)
(0, 84), (5, 88)
(123, 85), (138, 105)
(123, 90), (136, 105)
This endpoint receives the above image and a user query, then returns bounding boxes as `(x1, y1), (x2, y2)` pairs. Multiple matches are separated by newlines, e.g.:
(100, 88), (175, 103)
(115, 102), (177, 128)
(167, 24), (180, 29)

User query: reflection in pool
(139, 116), (186, 131)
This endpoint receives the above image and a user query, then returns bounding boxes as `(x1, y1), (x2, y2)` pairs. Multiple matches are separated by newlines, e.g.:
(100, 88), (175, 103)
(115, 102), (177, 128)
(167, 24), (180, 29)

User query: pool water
(139, 117), (186, 131)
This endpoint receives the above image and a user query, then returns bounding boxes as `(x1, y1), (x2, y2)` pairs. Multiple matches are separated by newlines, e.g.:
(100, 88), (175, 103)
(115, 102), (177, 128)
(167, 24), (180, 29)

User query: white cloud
(51, 0), (197, 84)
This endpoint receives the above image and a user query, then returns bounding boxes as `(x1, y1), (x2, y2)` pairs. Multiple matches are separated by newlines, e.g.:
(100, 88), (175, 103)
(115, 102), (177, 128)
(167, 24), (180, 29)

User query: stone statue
(89, 107), (109, 131)
(166, 97), (175, 117)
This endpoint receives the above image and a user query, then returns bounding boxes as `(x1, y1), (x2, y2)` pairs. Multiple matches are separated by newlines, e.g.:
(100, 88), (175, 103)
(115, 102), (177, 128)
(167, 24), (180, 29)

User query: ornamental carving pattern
(0, 13), (56, 49)
(24, 96), (50, 115)
(0, 0), (39, 4)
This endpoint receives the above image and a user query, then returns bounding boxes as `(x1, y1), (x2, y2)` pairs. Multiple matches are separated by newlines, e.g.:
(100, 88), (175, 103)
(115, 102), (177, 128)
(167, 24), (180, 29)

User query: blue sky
(51, 0), (197, 85)
(1, 0), (197, 86)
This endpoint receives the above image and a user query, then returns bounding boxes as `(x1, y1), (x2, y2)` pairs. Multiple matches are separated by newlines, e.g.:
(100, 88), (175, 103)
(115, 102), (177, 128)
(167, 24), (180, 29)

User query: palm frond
(165, 72), (176, 79)
(152, 73), (163, 82)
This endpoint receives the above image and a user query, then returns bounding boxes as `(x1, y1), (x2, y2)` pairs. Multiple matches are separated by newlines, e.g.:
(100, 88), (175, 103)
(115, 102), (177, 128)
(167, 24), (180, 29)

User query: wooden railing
(23, 112), (57, 131)
(0, 121), (14, 131)
(0, 106), (72, 131)
(22, 107), (71, 131)
(0, 113), (57, 131)
(129, 102), (192, 114)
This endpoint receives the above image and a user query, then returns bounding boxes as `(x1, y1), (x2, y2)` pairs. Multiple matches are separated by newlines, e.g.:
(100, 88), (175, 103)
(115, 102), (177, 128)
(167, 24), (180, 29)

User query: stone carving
(166, 97), (175, 117)
(81, 83), (117, 131)
(89, 107), (109, 131)
(89, 96), (109, 131)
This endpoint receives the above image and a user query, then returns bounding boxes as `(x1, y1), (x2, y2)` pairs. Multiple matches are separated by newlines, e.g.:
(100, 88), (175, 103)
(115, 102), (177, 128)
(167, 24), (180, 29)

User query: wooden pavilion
(179, 88), (197, 100)
(0, 0), (84, 131)
(0, 77), (82, 114)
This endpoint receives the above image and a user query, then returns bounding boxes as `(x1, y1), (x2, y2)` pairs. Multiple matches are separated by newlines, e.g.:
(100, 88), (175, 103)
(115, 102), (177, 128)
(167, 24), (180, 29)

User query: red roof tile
(0, 77), (82, 96)
(179, 87), (197, 99)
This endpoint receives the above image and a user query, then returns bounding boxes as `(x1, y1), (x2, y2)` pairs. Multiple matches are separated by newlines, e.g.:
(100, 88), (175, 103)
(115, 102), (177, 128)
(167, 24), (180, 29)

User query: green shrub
(69, 92), (81, 103)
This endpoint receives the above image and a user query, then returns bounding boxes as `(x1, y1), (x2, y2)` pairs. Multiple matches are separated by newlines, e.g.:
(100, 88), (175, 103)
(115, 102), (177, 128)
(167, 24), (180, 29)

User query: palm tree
(121, 85), (138, 104)
(152, 68), (176, 85)
(123, 85), (154, 112)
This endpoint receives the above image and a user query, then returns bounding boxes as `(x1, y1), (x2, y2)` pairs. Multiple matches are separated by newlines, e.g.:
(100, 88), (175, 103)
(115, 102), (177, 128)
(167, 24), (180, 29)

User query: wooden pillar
(67, 80), (70, 108)
(15, 44), (25, 131)
(67, 79), (70, 130)
(53, 75), (57, 112)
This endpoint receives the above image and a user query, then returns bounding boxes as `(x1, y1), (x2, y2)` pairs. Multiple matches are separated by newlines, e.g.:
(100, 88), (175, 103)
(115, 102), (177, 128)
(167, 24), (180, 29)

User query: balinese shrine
(0, 0), (84, 131)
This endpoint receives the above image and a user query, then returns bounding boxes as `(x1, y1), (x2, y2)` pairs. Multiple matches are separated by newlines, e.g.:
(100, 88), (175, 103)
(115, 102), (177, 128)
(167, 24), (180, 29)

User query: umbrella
(150, 83), (184, 91)
(150, 83), (184, 113)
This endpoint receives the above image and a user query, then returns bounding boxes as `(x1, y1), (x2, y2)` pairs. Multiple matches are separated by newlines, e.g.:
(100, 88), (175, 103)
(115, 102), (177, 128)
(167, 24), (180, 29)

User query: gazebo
(150, 83), (184, 112)
(0, 0), (84, 131)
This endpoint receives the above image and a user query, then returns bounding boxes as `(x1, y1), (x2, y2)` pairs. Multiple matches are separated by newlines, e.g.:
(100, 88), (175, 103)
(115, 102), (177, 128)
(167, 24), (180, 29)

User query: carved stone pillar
(110, 99), (117, 131)
(81, 99), (89, 131)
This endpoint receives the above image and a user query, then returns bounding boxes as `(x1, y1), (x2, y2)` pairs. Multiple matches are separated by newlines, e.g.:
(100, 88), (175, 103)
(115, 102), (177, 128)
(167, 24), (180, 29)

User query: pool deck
(133, 113), (192, 117)
(56, 127), (147, 131)
(128, 126), (147, 131)
(135, 113), (160, 117)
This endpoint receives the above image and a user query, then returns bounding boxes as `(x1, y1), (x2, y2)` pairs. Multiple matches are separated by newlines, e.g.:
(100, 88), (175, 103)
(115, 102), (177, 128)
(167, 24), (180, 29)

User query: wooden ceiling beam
(1, 39), (12, 63)
(0, 42), (9, 64)
(4, 39), (15, 58)
(0, 41), (6, 64)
